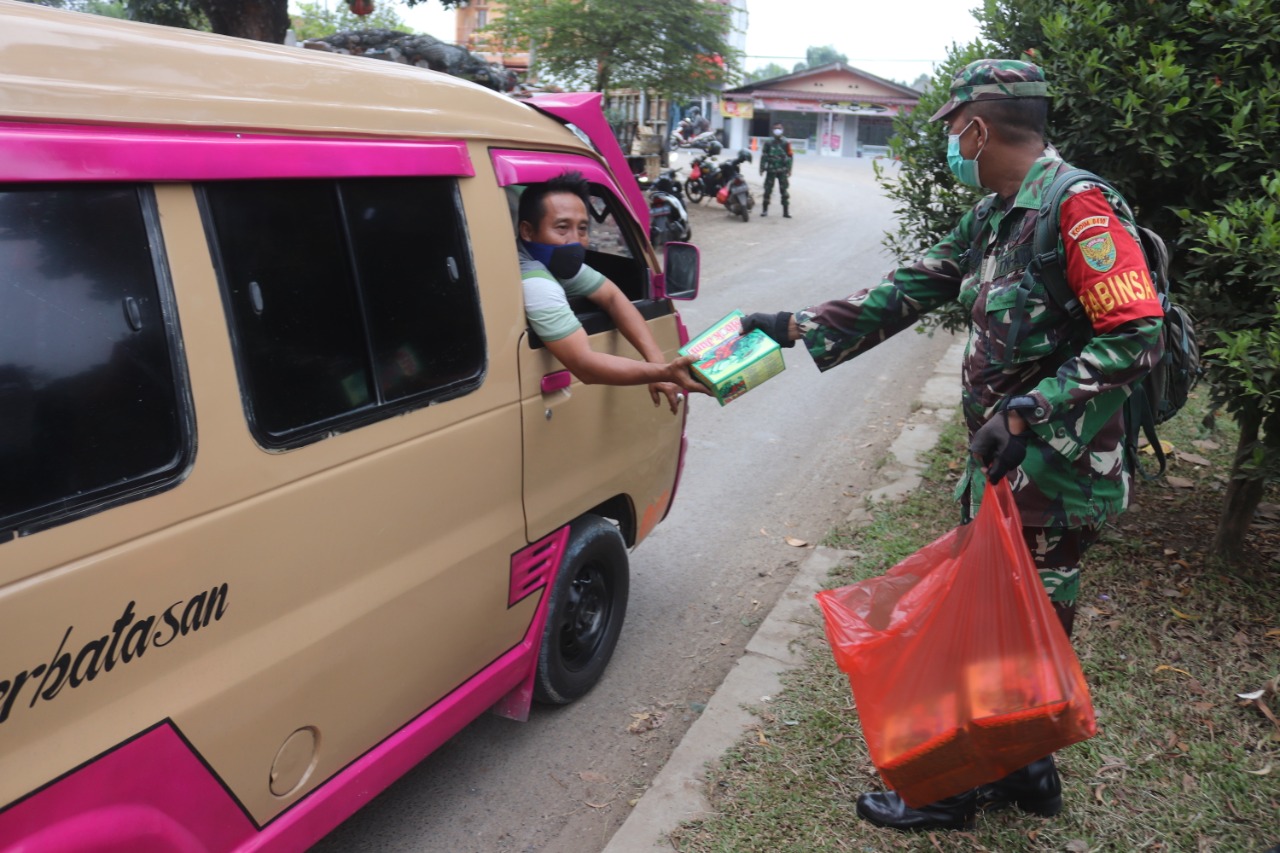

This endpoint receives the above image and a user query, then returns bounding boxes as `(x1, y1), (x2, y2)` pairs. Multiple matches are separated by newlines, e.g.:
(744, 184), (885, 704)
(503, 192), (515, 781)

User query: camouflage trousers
(1021, 525), (1101, 639)
(762, 172), (789, 211)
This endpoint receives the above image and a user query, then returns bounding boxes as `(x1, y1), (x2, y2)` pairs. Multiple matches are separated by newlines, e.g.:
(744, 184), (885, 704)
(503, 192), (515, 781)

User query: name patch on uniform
(1060, 186), (1163, 333)
(1067, 214), (1109, 240)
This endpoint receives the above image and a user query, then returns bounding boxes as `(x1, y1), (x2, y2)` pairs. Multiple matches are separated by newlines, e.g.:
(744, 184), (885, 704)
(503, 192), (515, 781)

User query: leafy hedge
(878, 0), (1280, 560)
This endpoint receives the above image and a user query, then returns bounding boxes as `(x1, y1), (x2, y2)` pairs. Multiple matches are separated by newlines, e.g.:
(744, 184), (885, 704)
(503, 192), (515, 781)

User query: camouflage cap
(929, 58), (1049, 122)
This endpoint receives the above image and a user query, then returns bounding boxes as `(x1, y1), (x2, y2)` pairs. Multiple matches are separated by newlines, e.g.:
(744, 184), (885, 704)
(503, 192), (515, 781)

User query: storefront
(720, 62), (921, 158)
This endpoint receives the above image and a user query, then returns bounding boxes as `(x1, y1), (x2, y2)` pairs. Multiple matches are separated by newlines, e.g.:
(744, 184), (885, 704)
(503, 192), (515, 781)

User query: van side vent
(508, 526), (571, 608)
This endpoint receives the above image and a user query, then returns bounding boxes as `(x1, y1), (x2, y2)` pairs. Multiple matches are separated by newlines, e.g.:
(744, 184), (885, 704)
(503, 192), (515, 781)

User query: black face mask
(524, 240), (586, 280)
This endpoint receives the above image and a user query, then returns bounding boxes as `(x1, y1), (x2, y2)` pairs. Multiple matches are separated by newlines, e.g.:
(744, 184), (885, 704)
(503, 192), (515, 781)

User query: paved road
(313, 154), (957, 853)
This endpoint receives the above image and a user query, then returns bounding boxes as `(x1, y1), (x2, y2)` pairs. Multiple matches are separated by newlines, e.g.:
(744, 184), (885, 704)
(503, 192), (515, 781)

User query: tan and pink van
(0, 3), (700, 849)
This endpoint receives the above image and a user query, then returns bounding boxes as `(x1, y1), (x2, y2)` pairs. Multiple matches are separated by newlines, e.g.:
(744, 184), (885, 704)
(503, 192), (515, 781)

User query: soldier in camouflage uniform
(742, 59), (1165, 831)
(759, 122), (793, 217)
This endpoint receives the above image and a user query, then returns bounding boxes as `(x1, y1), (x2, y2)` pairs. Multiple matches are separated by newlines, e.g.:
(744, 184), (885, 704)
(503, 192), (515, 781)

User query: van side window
(202, 178), (484, 447)
(0, 185), (188, 537)
(583, 185), (647, 302)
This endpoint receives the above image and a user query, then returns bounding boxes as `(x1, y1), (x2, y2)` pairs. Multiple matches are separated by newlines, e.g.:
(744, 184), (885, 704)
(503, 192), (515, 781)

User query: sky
(397, 0), (985, 87)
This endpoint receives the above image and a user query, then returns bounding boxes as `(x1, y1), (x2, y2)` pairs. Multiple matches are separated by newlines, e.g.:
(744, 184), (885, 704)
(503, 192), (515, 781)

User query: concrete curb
(601, 338), (965, 853)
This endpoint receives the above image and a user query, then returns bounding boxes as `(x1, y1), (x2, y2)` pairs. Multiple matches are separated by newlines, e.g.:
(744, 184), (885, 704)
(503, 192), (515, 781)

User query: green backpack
(1029, 168), (1202, 478)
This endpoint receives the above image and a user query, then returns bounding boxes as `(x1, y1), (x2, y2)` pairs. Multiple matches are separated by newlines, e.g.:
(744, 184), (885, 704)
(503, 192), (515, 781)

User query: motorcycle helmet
(705, 139), (723, 156)
(736, 148), (753, 164)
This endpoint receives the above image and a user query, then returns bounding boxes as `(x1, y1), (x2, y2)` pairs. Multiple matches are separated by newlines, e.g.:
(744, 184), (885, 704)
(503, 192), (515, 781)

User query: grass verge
(669, 392), (1280, 852)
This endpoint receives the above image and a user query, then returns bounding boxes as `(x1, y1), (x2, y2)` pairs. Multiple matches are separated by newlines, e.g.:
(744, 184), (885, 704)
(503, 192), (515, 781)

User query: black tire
(534, 515), (629, 705)
(681, 221), (692, 241)
(685, 180), (704, 204)
(740, 206), (750, 222)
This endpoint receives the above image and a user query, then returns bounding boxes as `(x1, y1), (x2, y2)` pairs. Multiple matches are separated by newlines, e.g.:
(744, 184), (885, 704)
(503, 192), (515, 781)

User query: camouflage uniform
(796, 60), (1165, 631)
(759, 133), (793, 215)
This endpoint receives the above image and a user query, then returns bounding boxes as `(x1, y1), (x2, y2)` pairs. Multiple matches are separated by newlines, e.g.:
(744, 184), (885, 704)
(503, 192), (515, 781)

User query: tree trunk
(197, 0), (290, 43)
(1212, 410), (1266, 564)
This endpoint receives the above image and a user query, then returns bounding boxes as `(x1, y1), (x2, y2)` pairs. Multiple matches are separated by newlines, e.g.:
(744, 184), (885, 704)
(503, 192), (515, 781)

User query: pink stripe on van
(0, 528), (570, 853)
(0, 122), (473, 182)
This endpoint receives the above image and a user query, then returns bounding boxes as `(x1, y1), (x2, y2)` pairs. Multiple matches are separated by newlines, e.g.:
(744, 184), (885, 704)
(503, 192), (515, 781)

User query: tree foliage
(23, 0), (458, 42)
(805, 44), (847, 68)
(745, 62), (791, 84)
(487, 0), (740, 98)
(878, 0), (1280, 562)
(790, 44), (848, 73)
(292, 0), (411, 42)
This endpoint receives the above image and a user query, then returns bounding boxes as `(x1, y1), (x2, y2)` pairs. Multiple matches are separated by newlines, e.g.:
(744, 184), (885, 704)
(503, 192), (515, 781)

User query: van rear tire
(534, 515), (629, 705)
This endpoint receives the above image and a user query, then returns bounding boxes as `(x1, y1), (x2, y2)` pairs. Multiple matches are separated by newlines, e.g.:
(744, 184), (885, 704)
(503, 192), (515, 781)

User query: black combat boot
(855, 789), (978, 831)
(761, 204), (769, 217)
(782, 206), (791, 218)
(975, 755), (1063, 816)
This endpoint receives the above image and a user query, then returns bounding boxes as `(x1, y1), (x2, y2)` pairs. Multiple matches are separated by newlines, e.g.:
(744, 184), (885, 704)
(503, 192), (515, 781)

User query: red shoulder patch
(1059, 186), (1162, 333)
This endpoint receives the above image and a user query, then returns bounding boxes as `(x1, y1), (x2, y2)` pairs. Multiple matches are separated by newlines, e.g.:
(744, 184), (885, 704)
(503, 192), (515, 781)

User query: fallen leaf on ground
(1155, 664), (1193, 676)
(579, 771), (608, 784)
(627, 711), (666, 734)
(1171, 607), (1200, 621)
(1066, 839), (1090, 853)
(1166, 476), (1195, 489)
(1244, 764), (1272, 776)
(1175, 451), (1212, 466)
(784, 536), (809, 547)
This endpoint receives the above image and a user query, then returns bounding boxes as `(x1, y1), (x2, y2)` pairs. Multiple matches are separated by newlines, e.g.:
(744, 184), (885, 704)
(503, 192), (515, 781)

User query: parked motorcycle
(713, 150), (756, 222)
(637, 166), (685, 204)
(637, 167), (691, 245)
(684, 152), (724, 205)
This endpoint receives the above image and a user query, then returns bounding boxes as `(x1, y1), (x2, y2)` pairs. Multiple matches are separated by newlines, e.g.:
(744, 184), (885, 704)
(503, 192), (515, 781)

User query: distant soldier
(759, 122), (793, 218)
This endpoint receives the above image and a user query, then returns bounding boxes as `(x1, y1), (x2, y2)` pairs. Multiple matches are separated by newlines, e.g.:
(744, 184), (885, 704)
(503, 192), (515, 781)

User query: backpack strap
(957, 193), (998, 276)
(1030, 167), (1105, 320)
(1125, 383), (1169, 479)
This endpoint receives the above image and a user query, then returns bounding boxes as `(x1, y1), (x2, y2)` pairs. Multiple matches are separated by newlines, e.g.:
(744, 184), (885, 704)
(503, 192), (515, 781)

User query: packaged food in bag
(815, 479), (1096, 807)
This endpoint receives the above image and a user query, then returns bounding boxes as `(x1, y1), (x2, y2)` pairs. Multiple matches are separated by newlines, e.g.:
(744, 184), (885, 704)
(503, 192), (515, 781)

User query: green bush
(879, 0), (1280, 561)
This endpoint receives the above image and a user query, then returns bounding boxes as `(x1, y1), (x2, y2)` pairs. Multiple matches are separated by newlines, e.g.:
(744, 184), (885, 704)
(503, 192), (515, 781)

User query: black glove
(741, 311), (795, 348)
(969, 411), (1029, 484)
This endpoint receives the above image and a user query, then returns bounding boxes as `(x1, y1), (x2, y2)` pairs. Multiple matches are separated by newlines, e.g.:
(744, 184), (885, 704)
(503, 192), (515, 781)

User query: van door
(490, 151), (684, 545)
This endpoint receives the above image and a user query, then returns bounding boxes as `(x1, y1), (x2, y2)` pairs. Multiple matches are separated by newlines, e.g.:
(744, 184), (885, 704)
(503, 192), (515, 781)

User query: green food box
(679, 310), (786, 406)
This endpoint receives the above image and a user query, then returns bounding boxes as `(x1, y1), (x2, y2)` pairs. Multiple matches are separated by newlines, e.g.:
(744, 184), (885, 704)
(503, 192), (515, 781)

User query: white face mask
(772, 129), (784, 137)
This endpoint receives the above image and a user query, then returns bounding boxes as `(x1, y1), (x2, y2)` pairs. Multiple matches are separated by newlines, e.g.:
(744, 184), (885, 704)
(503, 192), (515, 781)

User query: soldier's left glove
(741, 312), (795, 348)
(969, 411), (1029, 484)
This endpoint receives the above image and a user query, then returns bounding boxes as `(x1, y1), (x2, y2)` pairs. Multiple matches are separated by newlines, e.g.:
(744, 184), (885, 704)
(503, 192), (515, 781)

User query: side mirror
(663, 242), (699, 301)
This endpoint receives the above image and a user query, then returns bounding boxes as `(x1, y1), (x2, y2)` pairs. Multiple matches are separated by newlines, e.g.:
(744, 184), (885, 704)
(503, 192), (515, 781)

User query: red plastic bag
(815, 479), (1096, 807)
(716, 185), (730, 204)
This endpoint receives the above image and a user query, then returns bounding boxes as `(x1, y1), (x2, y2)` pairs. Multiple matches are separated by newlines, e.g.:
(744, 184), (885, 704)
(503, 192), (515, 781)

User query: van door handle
(540, 370), (572, 420)
(541, 370), (572, 394)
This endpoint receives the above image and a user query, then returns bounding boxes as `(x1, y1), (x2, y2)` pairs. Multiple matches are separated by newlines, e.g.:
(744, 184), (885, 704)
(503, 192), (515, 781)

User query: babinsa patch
(1080, 233), (1116, 272)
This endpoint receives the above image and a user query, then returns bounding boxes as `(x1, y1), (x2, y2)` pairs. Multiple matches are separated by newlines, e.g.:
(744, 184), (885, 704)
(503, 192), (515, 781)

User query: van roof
(0, 0), (577, 147)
